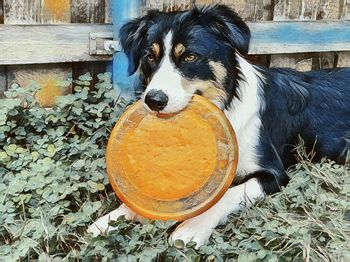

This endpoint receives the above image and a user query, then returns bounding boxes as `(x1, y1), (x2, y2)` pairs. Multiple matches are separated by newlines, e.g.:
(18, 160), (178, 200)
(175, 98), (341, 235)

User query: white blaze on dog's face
(143, 32), (196, 114)
(119, 6), (252, 114)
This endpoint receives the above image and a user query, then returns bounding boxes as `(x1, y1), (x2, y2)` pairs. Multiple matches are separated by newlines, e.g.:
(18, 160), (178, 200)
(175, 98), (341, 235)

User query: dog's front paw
(169, 216), (216, 249)
(87, 204), (145, 237)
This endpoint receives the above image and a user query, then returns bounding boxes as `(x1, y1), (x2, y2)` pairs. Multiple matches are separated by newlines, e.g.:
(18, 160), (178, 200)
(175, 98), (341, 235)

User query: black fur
(260, 67), (350, 164)
(119, 5), (350, 196)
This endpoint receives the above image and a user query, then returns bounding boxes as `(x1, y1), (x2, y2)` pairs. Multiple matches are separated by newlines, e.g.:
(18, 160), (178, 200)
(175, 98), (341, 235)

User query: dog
(88, 5), (350, 248)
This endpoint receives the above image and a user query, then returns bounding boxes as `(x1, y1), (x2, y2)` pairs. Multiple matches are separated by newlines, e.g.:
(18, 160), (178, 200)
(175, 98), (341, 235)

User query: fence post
(112, 0), (142, 99)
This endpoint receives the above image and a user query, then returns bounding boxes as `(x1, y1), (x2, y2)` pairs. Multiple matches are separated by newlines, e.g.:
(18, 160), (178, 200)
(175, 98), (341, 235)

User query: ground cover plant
(0, 73), (349, 261)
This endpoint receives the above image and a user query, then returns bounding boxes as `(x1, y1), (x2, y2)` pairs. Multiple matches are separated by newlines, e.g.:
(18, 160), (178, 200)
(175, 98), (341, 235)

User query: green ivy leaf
(73, 159), (85, 170)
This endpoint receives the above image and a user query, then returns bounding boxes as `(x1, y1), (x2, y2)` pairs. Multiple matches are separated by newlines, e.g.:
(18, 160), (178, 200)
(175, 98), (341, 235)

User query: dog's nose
(145, 90), (169, 111)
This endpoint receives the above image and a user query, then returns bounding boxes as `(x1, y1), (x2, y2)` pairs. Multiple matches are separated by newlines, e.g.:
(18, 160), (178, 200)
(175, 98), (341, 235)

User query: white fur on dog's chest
(224, 54), (264, 179)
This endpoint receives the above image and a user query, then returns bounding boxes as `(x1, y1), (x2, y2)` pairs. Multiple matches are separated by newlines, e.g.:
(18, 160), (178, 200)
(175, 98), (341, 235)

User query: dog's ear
(119, 12), (157, 75)
(195, 5), (251, 55)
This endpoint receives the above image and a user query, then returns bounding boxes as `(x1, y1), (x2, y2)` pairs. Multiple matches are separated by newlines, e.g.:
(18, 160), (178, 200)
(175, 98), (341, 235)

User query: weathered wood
(42, 0), (71, 23)
(1, 21), (350, 65)
(273, 0), (346, 21)
(338, 51), (350, 67)
(312, 52), (336, 70)
(4, 0), (71, 24)
(0, 66), (6, 94)
(0, 24), (112, 65)
(269, 54), (314, 71)
(163, 0), (192, 12)
(4, 0), (38, 24)
(0, 0), (4, 24)
(105, 0), (112, 23)
(143, 0), (165, 12)
(142, 0), (192, 13)
(166, 0), (272, 21)
(345, 0), (350, 19)
(194, 0), (273, 21)
(271, 0), (347, 71)
(248, 21), (350, 55)
(71, 0), (107, 23)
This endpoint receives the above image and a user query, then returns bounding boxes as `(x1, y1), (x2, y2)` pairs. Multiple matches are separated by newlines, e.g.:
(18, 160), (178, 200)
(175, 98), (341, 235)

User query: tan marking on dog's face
(174, 43), (186, 57)
(197, 81), (227, 103)
(209, 61), (227, 87)
(181, 78), (227, 108)
(151, 43), (160, 58)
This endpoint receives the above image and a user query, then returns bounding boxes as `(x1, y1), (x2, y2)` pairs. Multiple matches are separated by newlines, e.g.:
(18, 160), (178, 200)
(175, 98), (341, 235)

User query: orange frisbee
(106, 95), (238, 221)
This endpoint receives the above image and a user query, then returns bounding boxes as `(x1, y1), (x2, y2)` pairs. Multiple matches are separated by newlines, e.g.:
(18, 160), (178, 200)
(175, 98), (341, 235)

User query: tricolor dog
(88, 5), (350, 247)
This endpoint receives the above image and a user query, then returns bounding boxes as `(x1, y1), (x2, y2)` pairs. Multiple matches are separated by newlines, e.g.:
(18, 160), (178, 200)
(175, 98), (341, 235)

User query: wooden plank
(143, 0), (164, 12)
(4, 0), (71, 24)
(71, 0), (107, 23)
(312, 52), (335, 70)
(194, 0), (273, 21)
(163, 0), (192, 12)
(345, 0), (350, 19)
(0, 24), (112, 65)
(42, 0), (71, 23)
(269, 54), (314, 71)
(338, 51), (350, 67)
(0, 0), (4, 24)
(4, 0), (39, 24)
(142, 0), (192, 13)
(0, 66), (6, 95)
(1, 21), (350, 65)
(247, 21), (350, 55)
(272, 0), (344, 21)
(105, 0), (112, 23)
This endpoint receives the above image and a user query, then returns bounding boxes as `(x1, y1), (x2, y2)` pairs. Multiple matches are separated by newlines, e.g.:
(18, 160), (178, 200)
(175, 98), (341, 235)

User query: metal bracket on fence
(90, 32), (119, 55)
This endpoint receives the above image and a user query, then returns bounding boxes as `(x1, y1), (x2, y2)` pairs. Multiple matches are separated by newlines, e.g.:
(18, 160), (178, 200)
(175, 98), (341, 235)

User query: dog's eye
(147, 54), (155, 63)
(184, 54), (197, 62)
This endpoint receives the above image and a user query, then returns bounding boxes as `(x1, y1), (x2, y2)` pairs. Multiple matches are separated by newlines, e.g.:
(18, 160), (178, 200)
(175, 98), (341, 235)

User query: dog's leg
(87, 204), (146, 237)
(170, 136), (290, 248)
(169, 178), (264, 248)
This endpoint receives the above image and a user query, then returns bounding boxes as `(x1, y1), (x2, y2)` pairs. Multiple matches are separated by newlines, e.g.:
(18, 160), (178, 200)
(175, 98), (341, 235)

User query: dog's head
(119, 5), (250, 113)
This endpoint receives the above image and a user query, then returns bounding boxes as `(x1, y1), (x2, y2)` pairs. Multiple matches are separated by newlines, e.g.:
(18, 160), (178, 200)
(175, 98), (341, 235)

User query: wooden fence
(0, 0), (350, 106)
(0, 0), (112, 106)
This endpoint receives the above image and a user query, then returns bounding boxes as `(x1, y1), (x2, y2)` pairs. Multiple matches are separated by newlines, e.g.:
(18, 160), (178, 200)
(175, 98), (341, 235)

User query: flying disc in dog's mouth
(106, 95), (238, 221)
